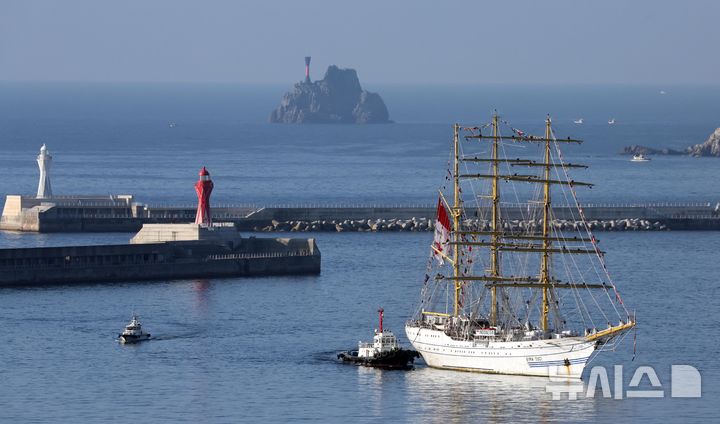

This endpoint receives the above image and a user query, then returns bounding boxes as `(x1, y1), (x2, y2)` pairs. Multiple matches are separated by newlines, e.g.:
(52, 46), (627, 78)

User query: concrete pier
(0, 223), (320, 286)
(0, 195), (139, 232)
(0, 195), (256, 232)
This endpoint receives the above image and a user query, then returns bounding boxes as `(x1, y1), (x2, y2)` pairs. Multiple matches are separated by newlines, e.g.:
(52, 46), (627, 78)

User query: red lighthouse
(194, 166), (214, 226)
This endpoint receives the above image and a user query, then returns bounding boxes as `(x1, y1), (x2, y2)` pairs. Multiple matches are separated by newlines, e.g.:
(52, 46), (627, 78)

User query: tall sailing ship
(405, 114), (636, 378)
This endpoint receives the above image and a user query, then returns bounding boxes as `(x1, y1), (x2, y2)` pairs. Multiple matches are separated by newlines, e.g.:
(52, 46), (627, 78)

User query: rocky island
(270, 60), (391, 124)
(621, 145), (684, 156)
(622, 127), (720, 157)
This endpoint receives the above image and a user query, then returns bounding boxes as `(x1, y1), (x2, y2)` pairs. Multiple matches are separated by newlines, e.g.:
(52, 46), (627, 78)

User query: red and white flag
(433, 197), (452, 264)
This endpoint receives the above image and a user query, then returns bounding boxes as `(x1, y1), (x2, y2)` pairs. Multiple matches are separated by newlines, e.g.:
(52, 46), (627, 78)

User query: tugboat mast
(378, 308), (384, 332)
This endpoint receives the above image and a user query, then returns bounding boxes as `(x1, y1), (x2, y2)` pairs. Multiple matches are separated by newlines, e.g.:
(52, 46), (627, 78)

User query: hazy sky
(1, 0), (718, 84)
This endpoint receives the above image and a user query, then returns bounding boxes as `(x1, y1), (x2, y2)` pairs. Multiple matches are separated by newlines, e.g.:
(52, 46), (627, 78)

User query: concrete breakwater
(251, 217), (671, 232)
(239, 203), (720, 232)
(0, 224), (321, 286)
(3, 198), (720, 232)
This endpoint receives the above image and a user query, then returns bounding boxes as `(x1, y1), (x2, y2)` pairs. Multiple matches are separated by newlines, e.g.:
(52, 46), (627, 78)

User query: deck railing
(205, 250), (313, 261)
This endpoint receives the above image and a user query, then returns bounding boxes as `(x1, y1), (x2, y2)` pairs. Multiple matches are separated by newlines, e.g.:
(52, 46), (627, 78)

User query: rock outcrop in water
(269, 65), (391, 124)
(686, 127), (720, 157)
(622, 127), (720, 157)
(621, 145), (683, 156)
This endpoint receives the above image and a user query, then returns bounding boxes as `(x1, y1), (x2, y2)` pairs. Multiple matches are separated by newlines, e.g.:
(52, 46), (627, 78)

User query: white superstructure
(36, 144), (52, 199)
(358, 329), (400, 359)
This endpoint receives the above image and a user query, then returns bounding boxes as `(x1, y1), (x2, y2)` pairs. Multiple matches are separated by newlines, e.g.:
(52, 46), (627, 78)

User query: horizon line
(1, 79), (719, 87)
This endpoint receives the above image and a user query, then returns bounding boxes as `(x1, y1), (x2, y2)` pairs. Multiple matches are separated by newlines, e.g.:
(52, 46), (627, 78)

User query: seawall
(237, 203), (720, 231)
(3, 198), (720, 232)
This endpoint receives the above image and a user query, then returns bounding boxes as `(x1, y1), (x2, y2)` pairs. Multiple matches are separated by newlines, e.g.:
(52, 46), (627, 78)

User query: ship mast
(453, 123), (462, 317)
(452, 114), (502, 321)
(456, 116), (591, 330)
(540, 116), (552, 332)
(418, 112), (635, 348)
(489, 113), (500, 326)
(421, 115), (636, 342)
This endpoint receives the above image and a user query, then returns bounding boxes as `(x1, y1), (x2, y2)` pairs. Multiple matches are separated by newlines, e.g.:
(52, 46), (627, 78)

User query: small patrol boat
(118, 314), (151, 344)
(338, 308), (419, 369)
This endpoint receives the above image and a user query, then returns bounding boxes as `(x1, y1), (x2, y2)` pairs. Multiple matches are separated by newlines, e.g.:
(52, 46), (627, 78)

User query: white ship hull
(119, 333), (151, 344)
(406, 325), (596, 378)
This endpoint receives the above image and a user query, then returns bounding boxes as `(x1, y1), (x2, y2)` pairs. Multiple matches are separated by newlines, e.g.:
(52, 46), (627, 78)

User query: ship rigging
(405, 113), (636, 378)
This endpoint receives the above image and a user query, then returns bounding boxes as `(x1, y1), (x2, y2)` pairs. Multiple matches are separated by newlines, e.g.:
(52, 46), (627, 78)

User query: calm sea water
(0, 231), (718, 423)
(0, 84), (719, 422)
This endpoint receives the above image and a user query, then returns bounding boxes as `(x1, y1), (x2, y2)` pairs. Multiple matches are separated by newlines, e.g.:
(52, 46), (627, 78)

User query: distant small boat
(660, 90), (667, 95)
(573, 118), (584, 124)
(608, 118), (616, 125)
(631, 154), (650, 162)
(168, 121), (177, 128)
(119, 315), (151, 344)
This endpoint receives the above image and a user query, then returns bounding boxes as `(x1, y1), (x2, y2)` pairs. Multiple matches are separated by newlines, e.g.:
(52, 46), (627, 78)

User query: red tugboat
(338, 308), (420, 369)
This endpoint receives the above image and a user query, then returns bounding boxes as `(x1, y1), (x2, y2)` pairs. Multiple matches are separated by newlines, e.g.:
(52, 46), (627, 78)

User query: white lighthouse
(36, 144), (53, 199)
